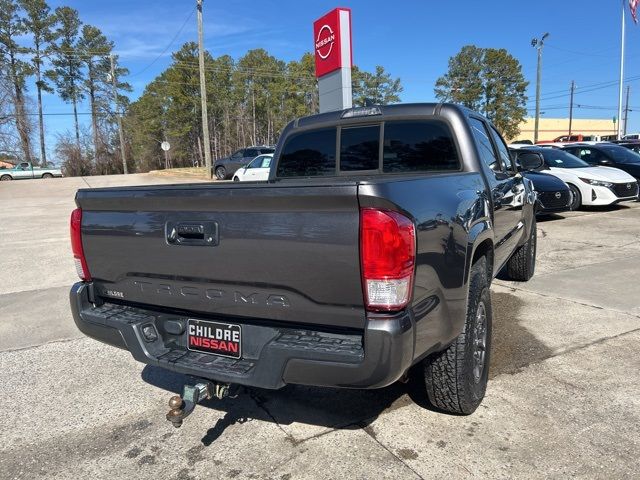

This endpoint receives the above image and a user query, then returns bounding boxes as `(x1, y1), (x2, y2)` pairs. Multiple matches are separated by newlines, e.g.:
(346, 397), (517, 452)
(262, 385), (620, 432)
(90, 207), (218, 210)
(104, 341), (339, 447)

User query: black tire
(233, 176), (240, 182)
(42, 173), (53, 179)
(568, 184), (581, 211)
(215, 166), (227, 180)
(422, 257), (492, 415)
(504, 218), (537, 281)
(0, 174), (12, 181)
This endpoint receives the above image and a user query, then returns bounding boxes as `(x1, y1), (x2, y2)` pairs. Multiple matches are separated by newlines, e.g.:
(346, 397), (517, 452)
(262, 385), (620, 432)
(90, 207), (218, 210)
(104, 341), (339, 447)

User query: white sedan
(232, 154), (273, 182)
(515, 147), (638, 210)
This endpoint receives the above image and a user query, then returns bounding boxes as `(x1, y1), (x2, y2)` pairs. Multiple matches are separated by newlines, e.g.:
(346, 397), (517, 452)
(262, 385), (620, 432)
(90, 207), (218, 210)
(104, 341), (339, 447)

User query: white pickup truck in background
(0, 162), (63, 181)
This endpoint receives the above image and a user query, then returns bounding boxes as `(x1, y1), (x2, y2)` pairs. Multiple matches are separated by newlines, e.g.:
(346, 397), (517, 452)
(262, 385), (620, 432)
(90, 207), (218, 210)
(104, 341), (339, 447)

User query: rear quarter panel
(358, 172), (488, 359)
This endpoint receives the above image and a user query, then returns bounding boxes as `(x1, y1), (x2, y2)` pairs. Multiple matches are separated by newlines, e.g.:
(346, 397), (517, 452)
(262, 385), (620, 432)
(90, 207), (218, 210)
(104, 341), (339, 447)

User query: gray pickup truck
(0, 162), (63, 180)
(70, 103), (542, 425)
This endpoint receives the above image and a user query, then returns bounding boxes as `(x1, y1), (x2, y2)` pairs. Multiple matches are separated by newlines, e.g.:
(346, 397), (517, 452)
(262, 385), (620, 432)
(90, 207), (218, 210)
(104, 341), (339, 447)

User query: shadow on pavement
(141, 289), (553, 445)
(536, 213), (566, 222)
(582, 203), (634, 212)
(490, 290), (554, 377)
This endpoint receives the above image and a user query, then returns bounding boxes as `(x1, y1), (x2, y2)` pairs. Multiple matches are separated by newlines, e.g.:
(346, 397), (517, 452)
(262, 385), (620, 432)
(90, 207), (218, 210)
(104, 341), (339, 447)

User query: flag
(631, 0), (639, 24)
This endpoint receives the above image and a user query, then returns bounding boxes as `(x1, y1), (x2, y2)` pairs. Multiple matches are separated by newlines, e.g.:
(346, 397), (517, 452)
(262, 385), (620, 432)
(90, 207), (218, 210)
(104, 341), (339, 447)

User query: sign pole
(314, 8), (353, 113)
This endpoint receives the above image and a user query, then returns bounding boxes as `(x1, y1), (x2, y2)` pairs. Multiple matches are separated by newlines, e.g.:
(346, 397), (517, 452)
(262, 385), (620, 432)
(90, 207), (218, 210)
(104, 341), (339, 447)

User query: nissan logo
(315, 25), (335, 60)
(554, 191), (562, 199)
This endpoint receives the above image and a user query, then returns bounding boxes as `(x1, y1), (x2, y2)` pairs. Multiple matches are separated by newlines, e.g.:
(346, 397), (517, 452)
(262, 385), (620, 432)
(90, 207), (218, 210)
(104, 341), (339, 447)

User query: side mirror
(518, 152), (544, 171)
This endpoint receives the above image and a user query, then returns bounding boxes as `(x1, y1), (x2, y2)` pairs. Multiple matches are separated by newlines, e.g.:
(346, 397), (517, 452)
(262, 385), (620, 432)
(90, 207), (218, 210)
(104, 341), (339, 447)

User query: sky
(32, 0), (640, 158)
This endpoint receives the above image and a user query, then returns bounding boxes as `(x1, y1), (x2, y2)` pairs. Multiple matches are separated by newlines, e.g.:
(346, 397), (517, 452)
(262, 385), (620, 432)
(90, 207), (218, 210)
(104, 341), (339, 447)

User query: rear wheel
(568, 184), (582, 210)
(504, 218), (536, 281)
(233, 176), (240, 182)
(42, 173), (53, 179)
(422, 257), (492, 415)
(0, 174), (12, 181)
(215, 166), (227, 180)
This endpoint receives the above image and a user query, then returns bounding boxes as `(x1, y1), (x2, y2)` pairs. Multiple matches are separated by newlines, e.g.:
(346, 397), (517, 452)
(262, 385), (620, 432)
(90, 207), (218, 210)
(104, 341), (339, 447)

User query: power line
(545, 44), (616, 58)
(129, 6), (196, 77)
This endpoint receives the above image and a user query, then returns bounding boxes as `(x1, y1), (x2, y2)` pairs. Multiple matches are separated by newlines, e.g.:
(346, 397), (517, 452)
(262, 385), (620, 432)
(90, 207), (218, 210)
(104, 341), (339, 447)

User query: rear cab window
(276, 120), (459, 177)
(277, 128), (336, 177)
(383, 121), (459, 172)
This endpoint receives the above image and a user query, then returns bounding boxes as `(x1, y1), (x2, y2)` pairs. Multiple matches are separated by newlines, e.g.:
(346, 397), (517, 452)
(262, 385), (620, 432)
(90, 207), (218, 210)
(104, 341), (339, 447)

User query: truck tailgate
(76, 183), (365, 330)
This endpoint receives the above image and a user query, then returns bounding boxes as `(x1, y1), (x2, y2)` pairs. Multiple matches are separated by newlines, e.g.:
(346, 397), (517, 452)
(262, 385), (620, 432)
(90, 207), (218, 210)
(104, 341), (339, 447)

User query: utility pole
(531, 33), (549, 144)
(624, 85), (631, 137)
(568, 80), (575, 136)
(197, 0), (212, 179)
(110, 54), (128, 174)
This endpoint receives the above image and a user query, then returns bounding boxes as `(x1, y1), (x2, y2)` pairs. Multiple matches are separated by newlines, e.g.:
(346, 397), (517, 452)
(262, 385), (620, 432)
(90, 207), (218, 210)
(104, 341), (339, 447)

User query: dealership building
(513, 117), (619, 142)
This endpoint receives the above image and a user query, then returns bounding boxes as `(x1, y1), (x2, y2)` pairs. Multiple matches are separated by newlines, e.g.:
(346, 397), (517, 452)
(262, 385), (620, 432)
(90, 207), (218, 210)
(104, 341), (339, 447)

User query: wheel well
(472, 240), (494, 281)
(566, 182), (580, 193)
(0, 174), (12, 180)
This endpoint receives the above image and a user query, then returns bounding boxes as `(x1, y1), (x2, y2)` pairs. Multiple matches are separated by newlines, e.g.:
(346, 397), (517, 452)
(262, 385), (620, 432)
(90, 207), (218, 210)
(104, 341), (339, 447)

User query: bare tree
(0, 0), (34, 162)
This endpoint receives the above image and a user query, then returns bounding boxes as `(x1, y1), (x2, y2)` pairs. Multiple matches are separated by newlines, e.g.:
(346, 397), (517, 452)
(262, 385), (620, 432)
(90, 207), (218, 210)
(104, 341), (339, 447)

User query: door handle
(166, 222), (218, 246)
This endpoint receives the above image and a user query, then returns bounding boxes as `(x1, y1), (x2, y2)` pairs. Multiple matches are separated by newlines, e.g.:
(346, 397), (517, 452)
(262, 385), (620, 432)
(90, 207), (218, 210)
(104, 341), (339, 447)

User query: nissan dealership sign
(313, 7), (352, 79)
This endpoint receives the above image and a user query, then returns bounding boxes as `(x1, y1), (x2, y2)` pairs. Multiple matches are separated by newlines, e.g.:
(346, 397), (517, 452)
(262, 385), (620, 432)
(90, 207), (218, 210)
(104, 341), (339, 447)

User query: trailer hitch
(166, 381), (232, 428)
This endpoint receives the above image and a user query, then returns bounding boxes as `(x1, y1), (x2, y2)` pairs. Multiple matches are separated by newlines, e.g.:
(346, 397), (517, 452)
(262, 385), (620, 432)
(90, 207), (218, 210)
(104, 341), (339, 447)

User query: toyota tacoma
(70, 103), (540, 422)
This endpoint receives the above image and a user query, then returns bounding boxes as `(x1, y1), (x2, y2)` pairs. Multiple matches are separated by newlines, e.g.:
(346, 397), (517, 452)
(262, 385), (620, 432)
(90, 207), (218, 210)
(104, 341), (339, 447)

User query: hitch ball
(168, 396), (183, 410)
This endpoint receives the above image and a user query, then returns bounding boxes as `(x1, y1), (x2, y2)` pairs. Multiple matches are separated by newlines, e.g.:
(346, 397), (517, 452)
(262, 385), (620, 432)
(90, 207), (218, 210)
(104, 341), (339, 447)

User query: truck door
(469, 117), (525, 268)
(16, 162), (32, 179)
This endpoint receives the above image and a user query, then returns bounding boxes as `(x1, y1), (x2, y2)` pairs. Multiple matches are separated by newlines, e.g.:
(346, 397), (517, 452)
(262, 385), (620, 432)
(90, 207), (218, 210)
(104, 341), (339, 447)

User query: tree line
(1, 1), (529, 177)
(0, 0), (130, 174)
(126, 45), (403, 173)
(0, 0), (403, 176)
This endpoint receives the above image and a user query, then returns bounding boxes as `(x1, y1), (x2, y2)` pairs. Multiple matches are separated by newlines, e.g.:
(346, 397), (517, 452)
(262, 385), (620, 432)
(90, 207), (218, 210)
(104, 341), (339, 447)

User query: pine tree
(353, 65), (402, 106)
(19, 0), (58, 166)
(435, 45), (528, 139)
(77, 24), (112, 161)
(46, 6), (83, 148)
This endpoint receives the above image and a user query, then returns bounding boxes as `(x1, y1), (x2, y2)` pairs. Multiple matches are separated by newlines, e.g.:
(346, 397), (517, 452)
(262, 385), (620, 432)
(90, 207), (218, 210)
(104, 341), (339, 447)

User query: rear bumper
(70, 283), (415, 390)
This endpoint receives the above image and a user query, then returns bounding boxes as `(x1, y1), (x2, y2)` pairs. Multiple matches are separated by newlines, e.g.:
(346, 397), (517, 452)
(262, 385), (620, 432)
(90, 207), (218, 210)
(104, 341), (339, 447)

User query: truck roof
(291, 103), (474, 130)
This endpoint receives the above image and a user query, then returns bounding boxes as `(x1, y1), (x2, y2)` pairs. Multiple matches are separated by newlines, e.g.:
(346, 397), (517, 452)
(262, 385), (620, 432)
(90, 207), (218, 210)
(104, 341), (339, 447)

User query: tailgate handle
(166, 222), (218, 247)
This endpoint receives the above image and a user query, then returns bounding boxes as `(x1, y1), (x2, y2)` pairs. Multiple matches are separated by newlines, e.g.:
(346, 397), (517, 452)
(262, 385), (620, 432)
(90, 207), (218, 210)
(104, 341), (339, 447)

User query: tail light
(360, 208), (416, 312)
(70, 208), (91, 281)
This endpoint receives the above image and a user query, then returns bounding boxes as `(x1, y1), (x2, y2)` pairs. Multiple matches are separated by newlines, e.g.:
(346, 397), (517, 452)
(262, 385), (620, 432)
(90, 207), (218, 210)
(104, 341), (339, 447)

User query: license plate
(187, 319), (241, 359)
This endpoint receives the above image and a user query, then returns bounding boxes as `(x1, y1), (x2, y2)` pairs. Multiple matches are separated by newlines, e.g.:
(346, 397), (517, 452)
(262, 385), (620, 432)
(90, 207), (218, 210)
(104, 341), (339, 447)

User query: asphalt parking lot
(1, 175), (639, 480)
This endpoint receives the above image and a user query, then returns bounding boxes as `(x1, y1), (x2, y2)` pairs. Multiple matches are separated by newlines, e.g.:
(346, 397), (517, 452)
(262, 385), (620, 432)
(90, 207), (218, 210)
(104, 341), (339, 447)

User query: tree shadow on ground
(142, 289), (552, 445)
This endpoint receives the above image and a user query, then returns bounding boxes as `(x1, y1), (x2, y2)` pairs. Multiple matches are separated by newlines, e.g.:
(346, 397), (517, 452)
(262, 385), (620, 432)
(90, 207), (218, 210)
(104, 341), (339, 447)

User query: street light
(532, 33), (549, 144)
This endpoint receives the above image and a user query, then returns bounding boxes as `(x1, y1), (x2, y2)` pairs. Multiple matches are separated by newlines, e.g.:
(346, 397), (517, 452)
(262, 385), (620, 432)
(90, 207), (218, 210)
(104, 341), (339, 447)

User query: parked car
(0, 162), (62, 181)
(213, 146), (275, 180)
(232, 154), (273, 182)
(616, 141), (640, 155)
(536, 134), (597, 144)
(622, 133), (640, 140)
(601, 135), (620, 142)
(511, 139), (533, 145)
(70, 103), (541, 423)
(513, 147), (638, 210)
(521, 170), (572, 215)
(562, 144), (640, 185)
